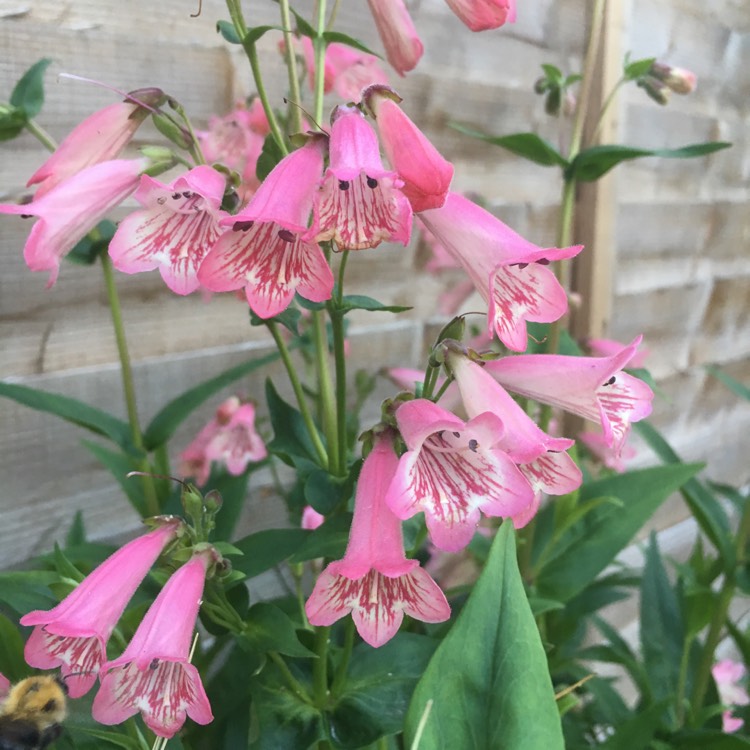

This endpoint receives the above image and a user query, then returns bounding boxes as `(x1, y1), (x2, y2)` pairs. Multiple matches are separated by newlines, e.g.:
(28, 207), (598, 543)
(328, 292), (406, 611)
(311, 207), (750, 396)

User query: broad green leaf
(216, 19), (242, 44)
(266, 379), (324, 467)
(82, 440), (148, 517)
(242, 603), (315, 657)
(0, 571), (59, 612)
(142, 351), (279, 449)
(250, 305), (302, 336)
(450, 124), (569, 168)
(66, 220), (117, 265)
(10, 58), (53, 118)
(405, 523), (564, 749)
(67, 728), (142, 750)
(331, 634), (437, 748)
(207, 467), (252, 541)
(705, 364), (750, 402)
(540, 63), (563, 84)
(289, 513), (351, 563)
(53, 543), (85, 584)
(597, 702), (668, 749)
(635, 421), (733, 564)
(0, 382), (136, 453)
(0, 613), (27, 681)
(233, 528), (309, 579)
(536, 463), (702, 601)
(623, 56), (656, 80)
(0, 105), (28, 141)
(566, 141), (731, 182)
(336, 294), (412, 315)
(322, 31), (380, 58)
(528, 596), (565, 617)
(671, 731), (750, 749)
(287, 6), (317, 38)
(245, 25), (284, 45)
(256, 132), (285, 182)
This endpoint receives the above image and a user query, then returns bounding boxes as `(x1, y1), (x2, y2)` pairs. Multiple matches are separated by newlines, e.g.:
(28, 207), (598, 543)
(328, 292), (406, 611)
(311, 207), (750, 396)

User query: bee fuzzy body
(0, 676), (68, 750)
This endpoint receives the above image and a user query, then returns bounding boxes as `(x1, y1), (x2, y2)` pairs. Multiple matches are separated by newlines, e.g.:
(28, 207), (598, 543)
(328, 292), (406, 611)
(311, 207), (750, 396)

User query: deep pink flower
(419, 193), (583, 351)
(713, 660), (750, 733)
(445, 0), (516, 31)
(307, 105), (412, 251)
(109, 166), (228, 295)
(364, 86), (453, 213)
(301, 505), (325, 531)
(20, 519), (182, 698)
(306, 432), (449, 646)
(366, 0), (424, 75)
(92, 551), (215, 737)
(483, 337), (654, 454)
(27, 100), (153, 198)
(386, 399), (534, 550)
(0, 158), (149, 286)
(198, 137), (334, 317)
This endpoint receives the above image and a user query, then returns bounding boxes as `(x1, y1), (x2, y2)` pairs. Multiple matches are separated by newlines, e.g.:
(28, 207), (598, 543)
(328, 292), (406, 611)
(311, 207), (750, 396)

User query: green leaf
(0, 613), (27, 681)
(242, 603), (315, 657)
(566, 141), (731, 182)
(250, 305), (302, 336)
(82, 440), (147, 517)
(216, 19), (242, 44)
(597, 702), (668, 749)
(705, 364), (750, 402)
(321, 31), (380, 58)
(65, 511), (87, 547)
(256, 132), (285, 182)
(536, 463), (702, 601)
(266, 379), (324, 467)
(405, 523), (564, 749)
(245, 25), (284, 45)
(0, 382), (136, 453)
(331, 634), (437, 748)
(208, 468), (252, 541)
(450, 124), (569, 168)
(66, 220), (117, 265)
(53, 543), (85, 584)
(232, 528), (309, 579)
(336, 294), (412, 315)
(289, 513), (351, 563)
(540, 63), (564, 84)
(142, 351), (279, 449)
(0, 105), (28, 141)
(10, 58), (53, 118)
(0, 571), (59, 612)
(623, 56), (656, 80)
(304, 469), (347, 514)
(635, 421), (733, 564)
(671, 731), (750, 749)
(287, 6), (317, 39)
(67, 728), (142, 750)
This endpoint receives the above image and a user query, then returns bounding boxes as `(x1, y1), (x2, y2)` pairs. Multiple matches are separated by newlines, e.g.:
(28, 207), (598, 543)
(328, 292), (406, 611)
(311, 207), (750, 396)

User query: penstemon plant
(0, 1), (743, 749)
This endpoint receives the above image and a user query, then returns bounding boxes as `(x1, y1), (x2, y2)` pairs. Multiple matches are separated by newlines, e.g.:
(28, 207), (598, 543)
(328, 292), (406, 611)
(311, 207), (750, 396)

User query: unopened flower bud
(152, 111), (193, 149)
(126, 87), (168, 110)
(637, 76), (671, 106)
(562, 89), (577, 117)
(649, 62), (697, 95)
(204, 489), (223, 513)
(544, 88), (562, 116)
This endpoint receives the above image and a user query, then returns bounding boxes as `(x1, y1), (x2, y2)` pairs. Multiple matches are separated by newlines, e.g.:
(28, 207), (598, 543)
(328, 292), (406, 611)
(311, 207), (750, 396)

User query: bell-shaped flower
(483, 337), (654, 454)
(198, 137), (334, 317)
(0, 157), (150, 287)
(27, 95), (158, 198)
(363, 85), (453, 213)
(109, 166), (228, 295)
(20, 519), (182, 698)
(445, 0), (517, 31)
(307, 105), (412, 251)
(92, 549), (216, 738)
(386, 399), (534, 551)
(419, 193), (583, 351)
(366, 0), (423, 75)
(306, 432), (450, 646)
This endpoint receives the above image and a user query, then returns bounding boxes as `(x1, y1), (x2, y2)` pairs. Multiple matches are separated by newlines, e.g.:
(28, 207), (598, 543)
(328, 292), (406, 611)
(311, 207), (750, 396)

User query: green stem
(170, 100), (206, 164)
(330, 252), (350, 472)
(590, 78), (625, 143)
(24, 118), (57, 151)
(226, 0), (288, 155)
(100, 253), (159, 516)
(312, 625), (331, 708)
(313, 310), (339, 474)
(266, 321), (329, 466)
(330, 617), (355, 697)
(279, 0), (303, 134)
(312, 0), (328, 126)
(269, 651), (313, 704)
(675, 633), (693, 725)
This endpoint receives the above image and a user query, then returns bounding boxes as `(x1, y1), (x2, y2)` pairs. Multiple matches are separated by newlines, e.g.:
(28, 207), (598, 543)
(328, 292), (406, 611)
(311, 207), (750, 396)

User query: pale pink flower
(386, 399), (534, 550)
(301, 505), (325, 531)
(92, 550), (216, 738)
(307, 105), (412, 251)
(198, 137), (334, 317)
(366, 0), (424, 75)
(20, 519), (182, 698)
(445, 0), (516, 31)
(0, 158), (149, 286)
(579, 430), (637, 473)
(713, 660), (750, 733)
(484, 337), (654, 455)
(306, 432), (449, 646)
(419, 193), (583, 351)
(0, 673), (9, 698)
(109, 166), (228, 295)
(27, 97), (156, 198)
(587, 337), (649, 368)
(363, 85), (453, 213)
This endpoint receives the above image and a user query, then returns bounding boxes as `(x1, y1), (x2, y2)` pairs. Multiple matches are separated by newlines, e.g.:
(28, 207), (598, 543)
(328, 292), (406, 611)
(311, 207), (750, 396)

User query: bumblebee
(0, 675), (68, 750)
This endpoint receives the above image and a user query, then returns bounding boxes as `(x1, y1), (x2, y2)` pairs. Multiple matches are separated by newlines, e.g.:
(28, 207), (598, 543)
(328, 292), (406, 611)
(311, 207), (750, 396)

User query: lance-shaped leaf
(404, 523), (564, 749)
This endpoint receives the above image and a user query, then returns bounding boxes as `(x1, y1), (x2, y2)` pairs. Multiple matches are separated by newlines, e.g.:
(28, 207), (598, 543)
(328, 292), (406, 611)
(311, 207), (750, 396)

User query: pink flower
(307, 105), (412, 251)
(109, 166), (228, 295)
(386, 399), (534, 550)
(92, 550), (215, 738)
(179, 396), (267, 485)
(483, 337), (654, 454)
(579, 430), (637, 473)
(649, 62), (697, 95)
(713, 660), (750, 733)
(363, 86), (453, 213)
(0, 158), (149, 286)
(27, 97), (155, 198)
(587, 337), (649, 368)
(0, 673), (9, 698)
(419, 193), (583, 351)
(306, 432), (449, 646)
(444, 0), (516, 31)
(366, 0), (424, 76)
(198, 137), (334, 317)
(20, 519), (182, 698)
(301, 505), (325, 531)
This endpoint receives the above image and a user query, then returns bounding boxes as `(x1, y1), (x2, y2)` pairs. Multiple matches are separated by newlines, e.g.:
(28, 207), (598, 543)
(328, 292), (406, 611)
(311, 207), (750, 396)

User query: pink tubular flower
(198, 137), (334, 317)
(713, 660), (750, 733)
(301, 505), (325, 531)
(386, 399), (534, 551)
(419, 193), (583, 351)
(363, 86), (453, 213)
(92, 550), (215, 738)
(109, 166), (228, 294)
(0, 157), (149, 286)
(366, 0), (423, 76)
(445, 0), (516, 31)
(579, 430), (637, 473)
(307, 105), (412, 251)
(20, 519), (182, 698)
(587, 336), (649, 368)
(306, 432), (450, 646)
(27, 97), (156, 198)
(483, 336), (654, 454)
